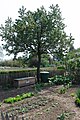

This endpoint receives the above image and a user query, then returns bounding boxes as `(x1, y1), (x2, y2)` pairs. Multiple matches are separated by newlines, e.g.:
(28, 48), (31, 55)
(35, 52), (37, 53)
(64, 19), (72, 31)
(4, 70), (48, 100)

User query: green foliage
(0, 102), (2, 107)
(57, 66), (65, 70)
(70, 93), (75, 97)
(57, 113), (65, 120)
(66, 48), (80, 84)
(4, 92), (34, 104)
(49, 75), (71, 85)
(27, 54), (51, 67)
(34, 82), (53, 92)
(0, 68), (37, 74)
(28, 56), (38, 67)
(75, 98), (80, 107)
(65, 82), (72, 88)
(57, 111), (71, 120)
(0, 67), (54, 74)
(75, 89), (80, 107)
(59, 86), (66, 94)
(41, 54), (50, 67)
(21, 92), (34, 99)
(76, 89), (80, 99)
(35, 83), (44, 92)
(4, 97), (17, 104)
(0, 4), (74, 82)
(0, 58), (27, 67)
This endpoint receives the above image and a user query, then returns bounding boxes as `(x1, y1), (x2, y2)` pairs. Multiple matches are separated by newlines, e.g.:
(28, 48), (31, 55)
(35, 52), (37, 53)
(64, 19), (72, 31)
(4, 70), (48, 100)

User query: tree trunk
(37, 52), (41, 83)
(36, 28), (42, 83)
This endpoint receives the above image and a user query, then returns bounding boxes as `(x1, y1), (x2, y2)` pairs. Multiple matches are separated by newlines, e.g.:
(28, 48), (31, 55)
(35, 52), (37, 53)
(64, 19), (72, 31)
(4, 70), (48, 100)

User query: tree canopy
(0, 46), (4, 61)
(0, 4), (74, 82)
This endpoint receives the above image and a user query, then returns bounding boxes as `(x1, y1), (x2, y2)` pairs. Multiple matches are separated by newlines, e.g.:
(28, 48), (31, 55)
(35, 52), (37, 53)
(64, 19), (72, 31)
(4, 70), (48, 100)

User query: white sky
(0, 0), (80, 59)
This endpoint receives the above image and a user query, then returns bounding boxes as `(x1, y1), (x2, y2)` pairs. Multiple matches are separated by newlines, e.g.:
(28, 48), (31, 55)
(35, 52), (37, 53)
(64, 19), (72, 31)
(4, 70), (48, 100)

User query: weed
(35, 83), (44, 92)
(0, 102), (2, 107)
(75, 98), (80, 107)
(59, 86), (66, 94)
(70, 93), (75, 97)
(76, 89), (80, 99)
(19, 107), (28, 113)
(57, 113), (65, 120)
(75, 89), (80, 107)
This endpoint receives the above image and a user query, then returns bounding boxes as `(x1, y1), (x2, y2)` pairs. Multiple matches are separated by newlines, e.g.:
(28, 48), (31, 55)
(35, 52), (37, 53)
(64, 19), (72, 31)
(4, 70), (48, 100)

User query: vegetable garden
(0, 72), (80, 120)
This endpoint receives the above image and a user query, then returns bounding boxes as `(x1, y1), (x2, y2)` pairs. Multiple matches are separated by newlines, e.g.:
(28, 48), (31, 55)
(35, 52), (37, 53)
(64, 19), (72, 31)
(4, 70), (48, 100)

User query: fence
(0, 68), (65, 87)
(1, 112), (28, 120)
(0, 69), (37, 87)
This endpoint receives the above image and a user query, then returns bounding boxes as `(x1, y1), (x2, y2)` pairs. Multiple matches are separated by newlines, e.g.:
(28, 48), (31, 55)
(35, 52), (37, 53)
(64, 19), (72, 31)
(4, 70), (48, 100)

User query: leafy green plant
(4, 97), (17, 104)
(57, 66), (65, 70)
(76, 89), (80, 99)
(65, 82), (72, 89)
(0, 102), (2, 107)
(22, 92), (34, 99)
(75, 98), (80, 107)
(49, 75), (71, 85)
(15, 95), (22, 101)
(59, 86), (66, 94)
(59, 81), (72, 94)
(57, 113), (65, 120)
(35, 83), (44, 92)
(70, 93), (75, 97)
(19, 107), (28, 113)
(4, 92), (34, 104)
(49, 75), (63, 85)
(75, 89), (80, 107)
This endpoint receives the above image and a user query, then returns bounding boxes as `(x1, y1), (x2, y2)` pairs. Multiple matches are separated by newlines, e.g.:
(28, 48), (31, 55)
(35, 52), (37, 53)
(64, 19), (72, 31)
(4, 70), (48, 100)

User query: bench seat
(14, 77), (36, 87)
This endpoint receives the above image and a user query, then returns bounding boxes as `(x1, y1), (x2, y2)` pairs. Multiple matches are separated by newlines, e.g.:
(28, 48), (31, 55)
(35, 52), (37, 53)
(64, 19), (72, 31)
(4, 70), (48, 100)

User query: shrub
(57, 66), (65, 70)
(49, 75), (71, 85)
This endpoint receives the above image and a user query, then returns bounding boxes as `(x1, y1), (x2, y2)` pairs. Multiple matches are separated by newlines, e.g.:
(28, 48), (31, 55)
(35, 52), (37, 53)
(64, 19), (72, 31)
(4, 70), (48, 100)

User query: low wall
(0, 68), (65, 87)
(0, 69), (36, 87)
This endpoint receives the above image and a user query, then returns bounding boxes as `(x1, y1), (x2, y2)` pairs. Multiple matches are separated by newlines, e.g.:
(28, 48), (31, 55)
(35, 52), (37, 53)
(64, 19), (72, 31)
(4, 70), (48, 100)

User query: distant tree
(28, 55), (38, 67)
(41, 54), (50, 67)
(0, 5), (74, 83)
(27, 54), (51, 67)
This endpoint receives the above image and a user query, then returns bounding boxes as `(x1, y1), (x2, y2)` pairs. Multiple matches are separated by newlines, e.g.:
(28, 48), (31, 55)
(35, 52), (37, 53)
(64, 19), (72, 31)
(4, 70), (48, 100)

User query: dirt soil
(0, 84), (80, 120)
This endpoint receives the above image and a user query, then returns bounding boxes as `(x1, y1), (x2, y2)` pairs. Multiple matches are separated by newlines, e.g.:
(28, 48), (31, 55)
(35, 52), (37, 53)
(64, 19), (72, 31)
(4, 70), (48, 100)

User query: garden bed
(0, 84), (80, 119)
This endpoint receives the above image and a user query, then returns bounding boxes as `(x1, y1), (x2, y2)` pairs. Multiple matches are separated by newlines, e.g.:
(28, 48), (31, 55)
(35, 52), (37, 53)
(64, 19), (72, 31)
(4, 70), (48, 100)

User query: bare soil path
(0, 85), (80, 120)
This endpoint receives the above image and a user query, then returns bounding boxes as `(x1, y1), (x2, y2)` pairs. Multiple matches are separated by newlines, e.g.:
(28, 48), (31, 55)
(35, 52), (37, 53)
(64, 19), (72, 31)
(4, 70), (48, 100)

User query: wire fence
(1, 112), (28, 120)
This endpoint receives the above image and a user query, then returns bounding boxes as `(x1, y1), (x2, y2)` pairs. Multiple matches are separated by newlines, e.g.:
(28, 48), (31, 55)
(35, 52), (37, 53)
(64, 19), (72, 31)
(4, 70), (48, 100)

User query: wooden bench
(14, 77), (36, 88)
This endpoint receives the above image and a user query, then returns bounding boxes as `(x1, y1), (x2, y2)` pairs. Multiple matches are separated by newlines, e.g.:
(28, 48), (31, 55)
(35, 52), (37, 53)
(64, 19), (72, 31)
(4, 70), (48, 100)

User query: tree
(0, 5), (74, 83)
(69, 33), (75, 52)
(27, 54), (51, 67)
(0, 46), (4, 61)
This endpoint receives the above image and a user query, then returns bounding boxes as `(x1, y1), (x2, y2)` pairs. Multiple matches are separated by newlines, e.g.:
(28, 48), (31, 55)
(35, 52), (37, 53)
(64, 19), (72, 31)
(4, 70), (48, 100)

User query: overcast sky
(0, 0), (80, 59)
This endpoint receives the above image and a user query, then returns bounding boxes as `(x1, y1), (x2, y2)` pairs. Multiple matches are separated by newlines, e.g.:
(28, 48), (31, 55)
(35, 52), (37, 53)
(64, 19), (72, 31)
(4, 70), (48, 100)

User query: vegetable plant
(4, 92), (34, 104)
(75, 89), (80, 107)
(57, 113), (65, 120)
(59, 86), (66, 94)
(49, 75), (71, 85)
(35, 83), (44, 92)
